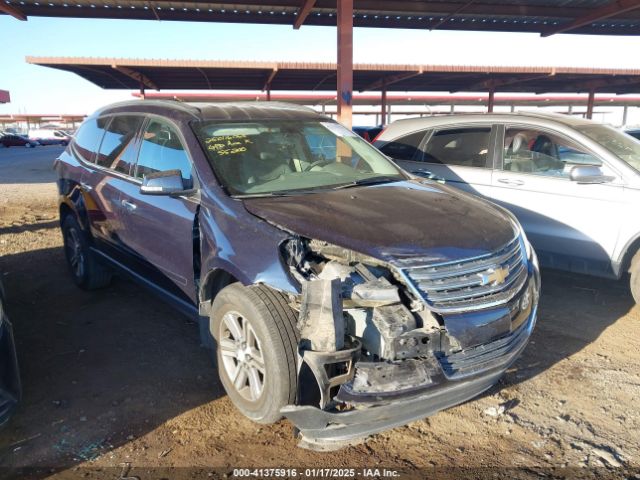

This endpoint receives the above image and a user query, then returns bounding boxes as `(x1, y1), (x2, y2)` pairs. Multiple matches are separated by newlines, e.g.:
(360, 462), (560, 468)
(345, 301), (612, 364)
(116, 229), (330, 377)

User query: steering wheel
(303, 159), (333, 172)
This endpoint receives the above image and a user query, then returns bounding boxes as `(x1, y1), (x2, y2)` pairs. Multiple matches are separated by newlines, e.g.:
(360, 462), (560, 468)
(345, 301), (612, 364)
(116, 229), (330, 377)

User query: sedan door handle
(497, 178), (525, 186)
(121, 199), (137, 212)
(80, 182), (93, 192)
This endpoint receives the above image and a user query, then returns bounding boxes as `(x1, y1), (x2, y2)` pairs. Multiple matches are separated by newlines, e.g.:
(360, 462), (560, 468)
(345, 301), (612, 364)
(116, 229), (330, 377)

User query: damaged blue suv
(55, 101), (540, 449)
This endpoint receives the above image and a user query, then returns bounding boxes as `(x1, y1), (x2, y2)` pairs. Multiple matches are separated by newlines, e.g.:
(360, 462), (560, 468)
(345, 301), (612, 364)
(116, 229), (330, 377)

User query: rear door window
(73, 117), (110, 163)
(379, 131), (428, 160)
(134, 119), (193, 185)
(95, 115), (144, 175)
(423, 127), (492, 168)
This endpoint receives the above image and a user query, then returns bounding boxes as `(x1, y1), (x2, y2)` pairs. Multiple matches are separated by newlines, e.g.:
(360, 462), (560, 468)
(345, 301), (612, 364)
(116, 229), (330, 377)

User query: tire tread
(250, 285), (300, 404)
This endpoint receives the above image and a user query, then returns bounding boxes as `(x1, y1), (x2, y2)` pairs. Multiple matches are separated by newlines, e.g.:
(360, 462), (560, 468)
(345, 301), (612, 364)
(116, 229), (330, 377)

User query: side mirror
(140, 170), (185, 195)
(569, 165), (614, 184)
(411, 169), (446, 183)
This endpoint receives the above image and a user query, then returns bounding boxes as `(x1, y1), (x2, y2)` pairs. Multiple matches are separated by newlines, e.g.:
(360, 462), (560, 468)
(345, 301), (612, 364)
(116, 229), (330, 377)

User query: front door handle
(121, 199), (137, 212)
(497, 178), (525, 186)
(80, 182), (93, 192)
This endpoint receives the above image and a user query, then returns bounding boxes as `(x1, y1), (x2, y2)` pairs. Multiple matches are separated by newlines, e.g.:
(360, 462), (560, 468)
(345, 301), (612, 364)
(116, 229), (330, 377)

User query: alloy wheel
(65, 227), (85, 279)
(218, 311), (266, 402)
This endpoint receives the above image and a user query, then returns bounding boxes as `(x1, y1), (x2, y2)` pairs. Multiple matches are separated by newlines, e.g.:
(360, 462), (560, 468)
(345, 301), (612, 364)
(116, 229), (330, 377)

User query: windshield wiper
(234, 188), (329, 198)
(234, 177), (402, 198)
(332, 176), (402, 190)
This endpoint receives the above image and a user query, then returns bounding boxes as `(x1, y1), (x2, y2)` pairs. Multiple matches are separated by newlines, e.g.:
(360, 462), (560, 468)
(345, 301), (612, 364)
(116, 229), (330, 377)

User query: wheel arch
(617, 234), (640, 276)
(199, 268), (240, 310)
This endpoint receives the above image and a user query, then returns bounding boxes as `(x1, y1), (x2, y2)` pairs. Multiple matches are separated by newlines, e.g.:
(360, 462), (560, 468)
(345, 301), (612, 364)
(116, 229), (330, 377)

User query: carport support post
(336, 0), (353, 129)
(623, 105), (629, 126)
(380, 81), (387, 126)
(139, 82), (146, 100)
(487, 88), (495, 113)
(586, 89), (595, 119)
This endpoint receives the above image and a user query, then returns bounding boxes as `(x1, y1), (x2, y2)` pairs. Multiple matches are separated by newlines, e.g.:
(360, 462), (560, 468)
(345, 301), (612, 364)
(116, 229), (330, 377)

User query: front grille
(399, 236), (528, 313)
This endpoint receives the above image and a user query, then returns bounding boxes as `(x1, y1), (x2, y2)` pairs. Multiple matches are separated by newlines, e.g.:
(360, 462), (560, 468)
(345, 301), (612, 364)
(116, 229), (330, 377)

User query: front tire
(25, 142), (33, 148)
(62, 215), (112, 290)
(210, 283), (299, 424)
(631, 250), (640, 305)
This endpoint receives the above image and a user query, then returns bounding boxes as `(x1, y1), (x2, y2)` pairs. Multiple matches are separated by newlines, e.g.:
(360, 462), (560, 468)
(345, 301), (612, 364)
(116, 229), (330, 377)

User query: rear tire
(25, 143), (33, 148)
(210, 283), (299, 424)
(631, 250), (640, 305)
(62, 215), (112, 290)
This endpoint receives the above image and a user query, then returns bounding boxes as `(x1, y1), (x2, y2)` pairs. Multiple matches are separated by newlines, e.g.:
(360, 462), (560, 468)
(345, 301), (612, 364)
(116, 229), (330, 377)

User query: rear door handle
(497, 178), (525, 186)
(121, 199), (137, 212)
(80, 182), (93, 192)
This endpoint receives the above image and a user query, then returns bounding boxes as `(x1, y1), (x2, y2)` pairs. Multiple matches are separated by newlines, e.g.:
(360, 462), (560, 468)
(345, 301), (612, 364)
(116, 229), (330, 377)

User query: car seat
(505, 133), (536, 172)
(531, 134), (562, 172)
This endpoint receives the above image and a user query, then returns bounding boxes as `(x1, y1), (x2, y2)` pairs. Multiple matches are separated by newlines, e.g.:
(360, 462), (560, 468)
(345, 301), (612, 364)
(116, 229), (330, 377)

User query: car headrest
(511, 133), (528, 154)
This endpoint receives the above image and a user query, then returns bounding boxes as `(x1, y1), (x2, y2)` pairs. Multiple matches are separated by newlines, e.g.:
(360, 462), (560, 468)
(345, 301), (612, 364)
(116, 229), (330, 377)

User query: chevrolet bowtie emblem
(478, 266), (509, 286)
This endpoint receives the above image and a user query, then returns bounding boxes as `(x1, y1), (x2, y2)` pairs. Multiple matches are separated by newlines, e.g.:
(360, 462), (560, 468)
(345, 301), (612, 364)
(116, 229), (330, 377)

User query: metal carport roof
(25, 57), (640, 95)
(4, 1), (640, 36)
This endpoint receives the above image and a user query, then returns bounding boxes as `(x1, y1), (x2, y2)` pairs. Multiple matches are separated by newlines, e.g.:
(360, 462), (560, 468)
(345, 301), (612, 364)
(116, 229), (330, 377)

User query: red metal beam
(541, 0), (640, 37)
(336, 0), (353, 128)
(0, 2), (27, 21)
(293, 0), (316, 29)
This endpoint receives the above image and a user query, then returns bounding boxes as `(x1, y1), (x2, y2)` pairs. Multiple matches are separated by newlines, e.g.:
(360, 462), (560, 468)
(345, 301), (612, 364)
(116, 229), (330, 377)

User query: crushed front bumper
(282, 300), (538, 450)
(0, 315), (21, 427)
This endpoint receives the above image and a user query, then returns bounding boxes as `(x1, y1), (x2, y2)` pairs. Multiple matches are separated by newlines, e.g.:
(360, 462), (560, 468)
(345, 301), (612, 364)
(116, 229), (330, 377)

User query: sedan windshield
(576, 124), (640, 173)
(193, 120), (406, 196)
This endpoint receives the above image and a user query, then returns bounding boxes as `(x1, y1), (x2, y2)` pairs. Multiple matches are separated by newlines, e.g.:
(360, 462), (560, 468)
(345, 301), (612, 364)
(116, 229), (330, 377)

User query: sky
(2, 15), (640, 118)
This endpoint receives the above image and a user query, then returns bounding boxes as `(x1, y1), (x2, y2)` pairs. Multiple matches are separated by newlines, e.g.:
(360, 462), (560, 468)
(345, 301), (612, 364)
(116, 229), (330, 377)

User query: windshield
(193, 120), (406, 196)
(576, 124), (640, 173)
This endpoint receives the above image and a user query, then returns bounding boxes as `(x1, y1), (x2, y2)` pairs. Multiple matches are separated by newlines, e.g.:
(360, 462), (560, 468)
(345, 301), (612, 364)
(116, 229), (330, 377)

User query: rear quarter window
(73, 117), (110, 163)
(379, 131), (427, 160)
(95, 115), (144, 175)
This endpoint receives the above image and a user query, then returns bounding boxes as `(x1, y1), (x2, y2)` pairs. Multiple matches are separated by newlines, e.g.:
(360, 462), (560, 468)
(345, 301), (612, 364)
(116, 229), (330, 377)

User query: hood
(243, 180), (516, 265)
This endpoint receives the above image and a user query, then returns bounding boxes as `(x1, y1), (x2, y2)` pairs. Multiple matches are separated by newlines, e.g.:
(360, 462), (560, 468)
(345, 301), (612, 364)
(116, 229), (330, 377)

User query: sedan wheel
(631, 250), (640, 305)
(25, 143), (33, 148)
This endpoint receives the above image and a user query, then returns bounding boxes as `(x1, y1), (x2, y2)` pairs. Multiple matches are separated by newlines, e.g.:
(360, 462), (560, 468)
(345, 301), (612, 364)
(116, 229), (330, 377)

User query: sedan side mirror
(140, 170), (185, 195)
(569, 165), (614, 184)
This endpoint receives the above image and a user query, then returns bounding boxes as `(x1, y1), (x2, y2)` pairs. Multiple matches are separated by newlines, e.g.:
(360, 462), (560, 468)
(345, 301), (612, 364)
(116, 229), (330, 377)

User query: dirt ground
(0, 148), (639, 480)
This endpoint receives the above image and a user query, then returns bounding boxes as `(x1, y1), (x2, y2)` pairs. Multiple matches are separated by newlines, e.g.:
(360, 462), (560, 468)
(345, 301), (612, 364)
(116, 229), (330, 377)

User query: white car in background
(28, 128), (70, 146)
(375, 112), (640, 303)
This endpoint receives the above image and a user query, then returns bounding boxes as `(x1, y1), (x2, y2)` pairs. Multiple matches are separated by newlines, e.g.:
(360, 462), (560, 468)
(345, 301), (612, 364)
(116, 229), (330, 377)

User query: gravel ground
(0, 148), (639, 480)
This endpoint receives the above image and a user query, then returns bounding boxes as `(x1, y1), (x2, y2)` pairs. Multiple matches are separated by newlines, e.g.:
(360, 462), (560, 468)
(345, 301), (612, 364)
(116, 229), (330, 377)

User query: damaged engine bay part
(281, 234), (540, 450)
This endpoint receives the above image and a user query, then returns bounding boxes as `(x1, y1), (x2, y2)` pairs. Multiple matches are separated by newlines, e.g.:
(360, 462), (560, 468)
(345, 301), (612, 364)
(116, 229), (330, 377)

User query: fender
(613, 233), (640, 278)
